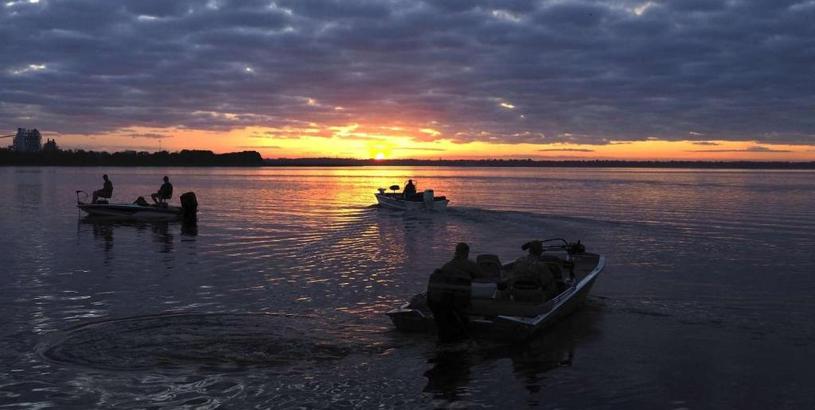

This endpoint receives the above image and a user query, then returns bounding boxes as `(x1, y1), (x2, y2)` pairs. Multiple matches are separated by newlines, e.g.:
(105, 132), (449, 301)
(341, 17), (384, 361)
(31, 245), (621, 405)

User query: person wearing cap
(427, 242), (482, 342)
(507, 240), (562, 301)
(151, 176), (173, 204)
(92, 174), (113, 204)
(403, 179), (417, 199)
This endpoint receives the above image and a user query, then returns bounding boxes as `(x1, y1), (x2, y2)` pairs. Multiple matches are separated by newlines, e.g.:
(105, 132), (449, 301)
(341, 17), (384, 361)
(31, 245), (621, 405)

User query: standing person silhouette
(427, 242), (482, 342)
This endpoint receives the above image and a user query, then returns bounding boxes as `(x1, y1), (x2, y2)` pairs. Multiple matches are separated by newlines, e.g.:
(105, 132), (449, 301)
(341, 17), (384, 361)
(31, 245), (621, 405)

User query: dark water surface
(1, 167), (813, 409)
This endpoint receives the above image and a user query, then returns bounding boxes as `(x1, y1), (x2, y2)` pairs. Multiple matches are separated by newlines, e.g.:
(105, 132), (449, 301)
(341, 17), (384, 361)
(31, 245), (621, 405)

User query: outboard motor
(423, 189), (434, 209)
(180, 192), (198, 221)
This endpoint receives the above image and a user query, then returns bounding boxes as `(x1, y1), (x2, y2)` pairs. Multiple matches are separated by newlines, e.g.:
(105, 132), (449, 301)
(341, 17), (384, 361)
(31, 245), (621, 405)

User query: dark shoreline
(2, 149), (814, 169)
(263, 158), (815, 169)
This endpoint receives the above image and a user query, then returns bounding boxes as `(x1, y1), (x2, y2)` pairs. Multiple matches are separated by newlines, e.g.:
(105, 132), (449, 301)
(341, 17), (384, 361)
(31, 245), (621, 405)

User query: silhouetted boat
(76, 191), (198, 221)
(375, 185), (449, 210)
(387, 240), (605, 340)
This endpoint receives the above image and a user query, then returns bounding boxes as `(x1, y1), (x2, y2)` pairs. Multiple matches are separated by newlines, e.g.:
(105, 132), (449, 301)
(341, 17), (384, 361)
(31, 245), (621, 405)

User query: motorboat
(76, 191), (198, 221)
(375, 185), (449, 211)
(387, 239), (606, 340)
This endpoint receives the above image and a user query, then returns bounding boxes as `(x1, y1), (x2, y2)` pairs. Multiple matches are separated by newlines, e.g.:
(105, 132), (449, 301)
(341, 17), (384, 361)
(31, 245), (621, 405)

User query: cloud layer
(2, 0), (814, 146)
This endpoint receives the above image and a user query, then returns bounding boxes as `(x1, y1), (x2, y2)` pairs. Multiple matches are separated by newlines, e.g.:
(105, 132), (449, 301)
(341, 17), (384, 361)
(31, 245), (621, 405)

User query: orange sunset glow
(53, 124), (815, 162)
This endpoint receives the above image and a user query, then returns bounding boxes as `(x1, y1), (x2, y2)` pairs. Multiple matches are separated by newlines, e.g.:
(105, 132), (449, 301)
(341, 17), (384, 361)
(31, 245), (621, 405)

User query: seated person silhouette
(403, 179), (417, 199)
(506, 240), (560, 302)
(92, 174), (113, 204)
(151, 176), (173, 205)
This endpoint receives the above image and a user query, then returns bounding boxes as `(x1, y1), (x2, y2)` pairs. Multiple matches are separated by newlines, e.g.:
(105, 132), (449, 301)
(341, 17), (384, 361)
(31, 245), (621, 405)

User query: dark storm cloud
(1, 0), (814, 146)
(689, 145), (792, 153)
(538, 148), (595, 152)
(238, 145), (281, 149)
(126, 132), (171, 140)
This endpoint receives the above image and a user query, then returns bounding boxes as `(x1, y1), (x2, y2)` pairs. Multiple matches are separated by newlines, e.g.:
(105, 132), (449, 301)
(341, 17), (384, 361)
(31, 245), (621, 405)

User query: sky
(2, 0), (814, 160)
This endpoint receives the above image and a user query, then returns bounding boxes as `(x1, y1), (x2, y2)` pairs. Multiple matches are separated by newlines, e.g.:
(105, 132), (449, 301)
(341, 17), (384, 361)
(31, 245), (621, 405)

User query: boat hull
(77, 203), (183, 220)
(387, 254), (605, 340)
(375, 193), (449, 211)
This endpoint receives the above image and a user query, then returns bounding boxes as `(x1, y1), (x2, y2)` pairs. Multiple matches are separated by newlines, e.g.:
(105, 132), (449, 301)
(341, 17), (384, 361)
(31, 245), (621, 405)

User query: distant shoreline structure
(0, 148), (265, 167)
(1, 148), (814, 169)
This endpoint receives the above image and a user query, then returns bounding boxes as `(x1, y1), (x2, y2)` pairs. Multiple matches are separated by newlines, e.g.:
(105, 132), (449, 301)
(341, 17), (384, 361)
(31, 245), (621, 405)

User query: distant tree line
(2, 149), (813, 169)
(264, 157), (815, 169)
(0, 149), (264, 166)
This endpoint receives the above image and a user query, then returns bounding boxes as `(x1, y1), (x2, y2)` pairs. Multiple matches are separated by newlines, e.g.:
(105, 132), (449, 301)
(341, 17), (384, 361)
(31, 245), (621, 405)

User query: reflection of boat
(387, 239), (606, 340)
(76, 191), (198, 221)
(375, 185), (449, 211)
(423, 309), (592, 403)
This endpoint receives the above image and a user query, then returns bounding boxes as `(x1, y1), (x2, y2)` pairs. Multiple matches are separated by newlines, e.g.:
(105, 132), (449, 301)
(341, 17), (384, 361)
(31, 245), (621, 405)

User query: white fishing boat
(387, 239), (605, 340)
(375, 185), (449, 211)
(76, 191), (198, 221)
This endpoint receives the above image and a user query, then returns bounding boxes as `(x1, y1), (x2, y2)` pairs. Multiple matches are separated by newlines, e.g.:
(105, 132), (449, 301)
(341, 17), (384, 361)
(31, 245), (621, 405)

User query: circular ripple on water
(38, 313), (355, 370)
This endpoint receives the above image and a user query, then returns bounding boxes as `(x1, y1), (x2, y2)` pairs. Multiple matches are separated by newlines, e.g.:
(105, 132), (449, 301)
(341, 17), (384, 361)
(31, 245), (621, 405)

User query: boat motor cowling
(423, 189), (434, 209)
(180, 192), (198, 219)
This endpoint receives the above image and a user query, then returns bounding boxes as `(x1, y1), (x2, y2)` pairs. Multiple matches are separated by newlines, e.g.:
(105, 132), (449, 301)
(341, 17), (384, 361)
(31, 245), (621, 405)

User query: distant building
(42, 138), (59, 152)
(13, 128), (42, 152)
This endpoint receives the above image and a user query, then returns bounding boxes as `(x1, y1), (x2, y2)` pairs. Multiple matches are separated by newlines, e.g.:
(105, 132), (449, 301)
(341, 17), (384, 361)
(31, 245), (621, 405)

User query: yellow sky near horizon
(51, 125), (815, 162)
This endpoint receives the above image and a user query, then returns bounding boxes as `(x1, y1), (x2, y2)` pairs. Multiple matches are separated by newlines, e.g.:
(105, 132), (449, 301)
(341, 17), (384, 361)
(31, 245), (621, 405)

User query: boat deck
(468, 253), (600, 318)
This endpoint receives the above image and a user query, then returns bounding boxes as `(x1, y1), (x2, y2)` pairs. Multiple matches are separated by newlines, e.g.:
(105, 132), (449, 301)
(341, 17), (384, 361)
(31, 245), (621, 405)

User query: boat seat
(471, 282), (497, 299)
(510, 280), (546, 303)
(506, 265), (551, 302)
(544, 262), (564, 280)
(476, 254), (502, 279)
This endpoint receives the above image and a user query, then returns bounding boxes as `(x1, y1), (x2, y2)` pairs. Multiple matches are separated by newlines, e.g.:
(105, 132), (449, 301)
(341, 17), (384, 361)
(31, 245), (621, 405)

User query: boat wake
(38, 313), (371, 371)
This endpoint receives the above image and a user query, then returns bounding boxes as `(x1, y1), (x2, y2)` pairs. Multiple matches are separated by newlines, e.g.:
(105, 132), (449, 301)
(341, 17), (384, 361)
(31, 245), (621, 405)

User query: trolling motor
(525, 238), (586, 255)
(75, 190), (88, 204)
(566, 240), (585, 255)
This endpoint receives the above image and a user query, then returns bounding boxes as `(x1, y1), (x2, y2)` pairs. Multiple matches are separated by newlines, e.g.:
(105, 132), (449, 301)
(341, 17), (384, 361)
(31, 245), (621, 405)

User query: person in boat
(151, 176), (173, 204)
(403, 179), (417, 199)
(506, 240), (563, 301)
(427, 242), (482, 342)
(92, 174), (113, 204)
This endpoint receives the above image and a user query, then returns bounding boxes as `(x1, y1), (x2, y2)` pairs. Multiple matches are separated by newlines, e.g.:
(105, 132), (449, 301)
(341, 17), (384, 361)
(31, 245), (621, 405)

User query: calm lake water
(1, 166), (814, 409)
